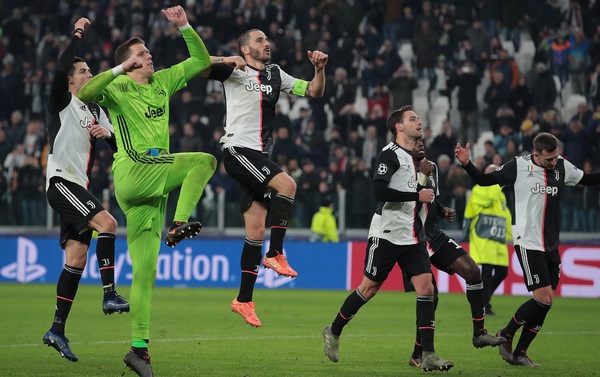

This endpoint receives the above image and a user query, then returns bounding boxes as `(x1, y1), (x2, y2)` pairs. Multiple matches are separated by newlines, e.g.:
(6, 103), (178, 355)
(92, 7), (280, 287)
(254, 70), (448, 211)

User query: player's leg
(323, 237), (395, 363)
(263, 171), (296, 269)
(163, 152), (217, 246)
(231, 200), (267, 327)
(119, 196), (165, 376)
(449, 253), (505, 347)
(498, 247), (556, 367)
(43, 237), (87, 362)
(488, 264), (509, 311)
(88, 210), (129, 314)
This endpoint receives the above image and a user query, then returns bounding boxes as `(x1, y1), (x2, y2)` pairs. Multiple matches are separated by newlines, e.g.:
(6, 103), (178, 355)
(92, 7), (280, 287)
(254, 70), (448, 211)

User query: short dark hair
(387, 105), (413, 137)
(114, 37), (145, 65)
(68, 57), (86, 76)
(533, 132), (558, 154)
(238, 29), (260, 54)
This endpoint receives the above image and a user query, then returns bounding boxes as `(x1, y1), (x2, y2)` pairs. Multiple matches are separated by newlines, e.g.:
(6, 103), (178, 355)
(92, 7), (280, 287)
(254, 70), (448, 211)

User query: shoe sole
(103, 306), (131, 315)
(165, 222), (202, 247)
(43, 338), (78, 362)
(422, 364), (453, 372)
(262, 258), (298, 278)
(231, 308), (261, 327)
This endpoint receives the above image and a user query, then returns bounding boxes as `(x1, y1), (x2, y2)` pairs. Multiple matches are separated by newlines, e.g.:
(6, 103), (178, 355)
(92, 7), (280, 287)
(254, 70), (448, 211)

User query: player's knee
(207, 153), (217, 172)
(464, 264), (482, 284)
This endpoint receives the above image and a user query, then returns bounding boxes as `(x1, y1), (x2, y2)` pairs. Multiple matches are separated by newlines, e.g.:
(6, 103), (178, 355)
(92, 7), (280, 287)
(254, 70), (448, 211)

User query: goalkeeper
(79, 5), (219, 376)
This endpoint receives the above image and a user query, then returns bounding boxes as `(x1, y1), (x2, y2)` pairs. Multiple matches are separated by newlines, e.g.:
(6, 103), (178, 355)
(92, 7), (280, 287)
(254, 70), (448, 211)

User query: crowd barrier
(1, 236), (598, 298)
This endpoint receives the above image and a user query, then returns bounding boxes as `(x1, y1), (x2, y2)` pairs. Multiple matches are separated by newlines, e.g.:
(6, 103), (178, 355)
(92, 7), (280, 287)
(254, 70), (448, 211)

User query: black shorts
(46, 177), (104, 249)
(223, 146), (283, 213)
(364, 237), (431, 283)
(429, 235), (468, 274)
(403, 236), (467, 292)
(514, 245), (561, 291)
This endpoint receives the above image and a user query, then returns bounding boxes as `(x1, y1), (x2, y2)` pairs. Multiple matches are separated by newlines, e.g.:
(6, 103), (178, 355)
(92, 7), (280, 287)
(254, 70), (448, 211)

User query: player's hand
(223, 56), (246, 70)
(74, 17), (91, 35)
(442, 207), (456, 222)
(122, 56), (143, 72)
(418, 188), (435, 204)
(307, 50), (329, 70)
(89, 124), (109, 139)
(420, 158), (434, 176)
(162, 5), (188, 28)
(455, 143), (471, 165)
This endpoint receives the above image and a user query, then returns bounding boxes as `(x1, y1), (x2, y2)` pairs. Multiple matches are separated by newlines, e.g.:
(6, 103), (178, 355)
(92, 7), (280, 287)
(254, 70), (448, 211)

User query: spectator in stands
(582, 160), (600, 231)
(333, 104), (363, 143)
(383, 0), (403, 48)
(412, 19), (439, 91)
(345, 157), (373, 229)
(454, 61), (481, 143)
(0, 128), (12, 164)
(520, 110), (542, 153)
(494, 123), (521, 158)
(464, 19), (492, 75)
(272, 126), (299, 167)
(500, 0), (525, 52)
(296, 159), (321, 228)
(509, 75), (533, 123)
(589, 63), (600, 109)
(386, 66), (419, 110)
(362, 124), (384, 173)
(179, 122), (204, 153)
(484, 71), (511, 131)
(530, 62), (558, 115)
(490, 49), (520, 90)
(548, 35), (571, 88)
(563, 119), (588, 168)
(568, 30), (590, 96)
(326, 67), (357, 115)
(429, 120), (457, 164)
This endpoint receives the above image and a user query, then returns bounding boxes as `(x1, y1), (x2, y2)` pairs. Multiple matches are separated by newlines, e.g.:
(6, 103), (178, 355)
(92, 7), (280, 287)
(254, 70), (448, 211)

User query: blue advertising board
(0, 236), (348, 290)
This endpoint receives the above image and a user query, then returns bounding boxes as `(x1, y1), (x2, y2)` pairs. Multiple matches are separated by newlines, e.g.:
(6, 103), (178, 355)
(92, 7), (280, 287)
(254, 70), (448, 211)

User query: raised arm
(78, 56), (142, 102)
(455, 142), (501, 186)
(305, 50), (329, 98)
(51, 18), (90, 102)
(162, 6), (211, 80)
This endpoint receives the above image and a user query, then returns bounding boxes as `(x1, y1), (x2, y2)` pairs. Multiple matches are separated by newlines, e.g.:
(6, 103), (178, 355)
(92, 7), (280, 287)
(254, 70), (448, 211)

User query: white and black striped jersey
(486, 155), (583, 251)
(46, 95), (113, 190)
(417, 162), (450, 251)
(208, 63), (301, 152)
(369, 142), (424, 245)
(46, 34), (115, 192)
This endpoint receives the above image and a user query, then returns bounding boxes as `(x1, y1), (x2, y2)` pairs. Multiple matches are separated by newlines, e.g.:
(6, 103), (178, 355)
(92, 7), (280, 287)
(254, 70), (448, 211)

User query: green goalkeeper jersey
(78, 26), (210, 168)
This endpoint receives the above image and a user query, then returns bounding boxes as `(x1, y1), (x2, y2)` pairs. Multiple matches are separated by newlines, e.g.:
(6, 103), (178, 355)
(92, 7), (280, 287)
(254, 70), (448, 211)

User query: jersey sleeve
(78, 69), (120, 108)
(489, 158), (517, 186)
(372, 149), (400, 183)
(208, 63), (235, 82)
(154, 64), (187, 96)
(277, 65), (307, 96)
(562, 156), (584, 186)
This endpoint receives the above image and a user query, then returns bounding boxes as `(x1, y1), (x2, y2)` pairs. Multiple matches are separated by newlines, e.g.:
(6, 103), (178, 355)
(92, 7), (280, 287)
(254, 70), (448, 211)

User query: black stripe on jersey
(116, 115), (174, 165)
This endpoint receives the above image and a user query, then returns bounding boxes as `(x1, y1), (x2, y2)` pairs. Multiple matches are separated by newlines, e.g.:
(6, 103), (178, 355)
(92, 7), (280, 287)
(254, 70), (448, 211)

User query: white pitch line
(2, 331), (599, 349)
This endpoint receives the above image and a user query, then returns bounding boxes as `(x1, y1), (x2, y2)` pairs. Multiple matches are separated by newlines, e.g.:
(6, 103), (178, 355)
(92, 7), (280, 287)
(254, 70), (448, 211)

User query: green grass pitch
(0, 283), (598, 376)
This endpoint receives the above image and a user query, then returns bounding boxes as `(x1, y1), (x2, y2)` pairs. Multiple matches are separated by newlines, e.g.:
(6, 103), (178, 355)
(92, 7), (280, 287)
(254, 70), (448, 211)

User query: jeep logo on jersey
(245, 81), (273, 94)
(531, 182), (558, 196)
(79, 117), (93, 130)
(144, 105), (166, 118)
(408, 177), (418, 188)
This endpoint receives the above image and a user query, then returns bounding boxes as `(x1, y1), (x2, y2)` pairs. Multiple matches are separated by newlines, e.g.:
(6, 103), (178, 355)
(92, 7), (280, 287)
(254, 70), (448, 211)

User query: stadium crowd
(2, 0), (600, 232)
